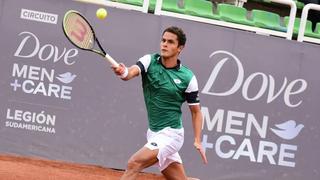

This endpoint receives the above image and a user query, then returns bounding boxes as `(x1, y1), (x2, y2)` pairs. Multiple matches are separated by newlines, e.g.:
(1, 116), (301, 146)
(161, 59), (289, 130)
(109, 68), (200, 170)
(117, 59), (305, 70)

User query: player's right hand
(112, 63), (126, 76)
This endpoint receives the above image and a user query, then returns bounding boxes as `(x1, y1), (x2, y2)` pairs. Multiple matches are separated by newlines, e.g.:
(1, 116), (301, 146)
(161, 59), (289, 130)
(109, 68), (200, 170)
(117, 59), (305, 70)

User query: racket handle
(105, 54), (119, 67)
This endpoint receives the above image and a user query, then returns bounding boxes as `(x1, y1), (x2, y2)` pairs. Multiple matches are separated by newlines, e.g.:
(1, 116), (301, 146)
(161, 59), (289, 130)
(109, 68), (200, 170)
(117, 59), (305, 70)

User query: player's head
(162, 26), (186, 47)
(161, 26), (186, 58)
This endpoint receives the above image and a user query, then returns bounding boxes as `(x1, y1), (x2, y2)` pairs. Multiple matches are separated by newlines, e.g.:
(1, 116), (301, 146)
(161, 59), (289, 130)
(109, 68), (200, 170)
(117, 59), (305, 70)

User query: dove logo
(270, 120), (304, 140)
(14, 31), (78, 66)
(56, 72), (77, 84)
(202, 50), (308, 108)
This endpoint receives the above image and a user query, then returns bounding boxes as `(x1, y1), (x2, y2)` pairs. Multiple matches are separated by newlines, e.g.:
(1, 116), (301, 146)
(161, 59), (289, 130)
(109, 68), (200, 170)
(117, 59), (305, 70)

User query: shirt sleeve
(185, 75), (200, 105)
(136, 54), (151, 75)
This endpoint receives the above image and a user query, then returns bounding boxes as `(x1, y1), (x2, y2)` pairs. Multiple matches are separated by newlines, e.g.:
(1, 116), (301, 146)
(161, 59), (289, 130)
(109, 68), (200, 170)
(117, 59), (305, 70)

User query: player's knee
(162, 163), (188, 180)
(163, 173), (187, 180)
(126, 158), (143, 173)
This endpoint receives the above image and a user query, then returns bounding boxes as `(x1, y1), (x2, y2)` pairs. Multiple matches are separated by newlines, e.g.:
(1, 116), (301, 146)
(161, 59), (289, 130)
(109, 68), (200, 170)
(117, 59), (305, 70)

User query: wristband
(120, 67), (128, 79)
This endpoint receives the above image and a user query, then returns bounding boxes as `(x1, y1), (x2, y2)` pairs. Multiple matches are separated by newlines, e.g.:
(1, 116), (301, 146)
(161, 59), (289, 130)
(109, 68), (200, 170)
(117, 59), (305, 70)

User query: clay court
(0, 154), (201, 180)
(0, 154), (166, 180)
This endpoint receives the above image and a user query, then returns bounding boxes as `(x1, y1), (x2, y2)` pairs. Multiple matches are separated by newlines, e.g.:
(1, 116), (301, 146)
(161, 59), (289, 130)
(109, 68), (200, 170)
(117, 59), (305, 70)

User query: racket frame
(62, 10), (119, 67)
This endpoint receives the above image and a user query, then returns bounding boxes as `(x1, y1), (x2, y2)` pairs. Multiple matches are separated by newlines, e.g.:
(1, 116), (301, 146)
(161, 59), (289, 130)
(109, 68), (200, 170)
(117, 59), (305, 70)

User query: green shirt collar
(156, 55), (181, 70)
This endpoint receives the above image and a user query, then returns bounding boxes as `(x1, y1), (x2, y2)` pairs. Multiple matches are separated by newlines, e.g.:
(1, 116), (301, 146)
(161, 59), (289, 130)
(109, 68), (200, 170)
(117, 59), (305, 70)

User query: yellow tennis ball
(96, 8), (107, 20)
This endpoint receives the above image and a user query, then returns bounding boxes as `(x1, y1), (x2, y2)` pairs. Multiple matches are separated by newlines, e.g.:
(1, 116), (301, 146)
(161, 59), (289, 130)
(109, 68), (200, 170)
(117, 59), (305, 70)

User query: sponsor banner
(5, 108), (56, 134)
(20, 8), (58, 24)
(0, 0), (319, 179)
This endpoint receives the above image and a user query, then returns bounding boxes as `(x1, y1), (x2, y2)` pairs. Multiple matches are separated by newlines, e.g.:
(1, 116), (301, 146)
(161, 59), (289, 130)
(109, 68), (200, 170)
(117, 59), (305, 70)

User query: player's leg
(161, 162), (188, 180)
(120, 146), (158, 180)
(155, 128), (185, 179)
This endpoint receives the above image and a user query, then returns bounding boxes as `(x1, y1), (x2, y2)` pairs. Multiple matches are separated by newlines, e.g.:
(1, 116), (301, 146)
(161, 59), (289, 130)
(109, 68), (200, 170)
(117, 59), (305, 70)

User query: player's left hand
(194, 141), (208, 164)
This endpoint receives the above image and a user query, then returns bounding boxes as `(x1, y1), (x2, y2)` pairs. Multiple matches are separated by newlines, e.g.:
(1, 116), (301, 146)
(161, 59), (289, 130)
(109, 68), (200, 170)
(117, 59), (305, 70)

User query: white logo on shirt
(174, 79), (181, 84)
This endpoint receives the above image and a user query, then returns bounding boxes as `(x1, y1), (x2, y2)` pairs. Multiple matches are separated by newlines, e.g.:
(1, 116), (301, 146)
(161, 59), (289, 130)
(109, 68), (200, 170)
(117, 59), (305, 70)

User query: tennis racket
(62, 10), (119, 67)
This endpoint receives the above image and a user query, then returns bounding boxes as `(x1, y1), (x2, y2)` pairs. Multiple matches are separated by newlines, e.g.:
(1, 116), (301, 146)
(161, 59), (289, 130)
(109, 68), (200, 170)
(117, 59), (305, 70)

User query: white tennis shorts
(144, 127), (184, 171)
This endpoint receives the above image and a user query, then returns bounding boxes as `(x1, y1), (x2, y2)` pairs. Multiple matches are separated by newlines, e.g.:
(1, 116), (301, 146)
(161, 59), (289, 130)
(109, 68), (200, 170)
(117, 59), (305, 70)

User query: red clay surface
(0, 154), (166, 180)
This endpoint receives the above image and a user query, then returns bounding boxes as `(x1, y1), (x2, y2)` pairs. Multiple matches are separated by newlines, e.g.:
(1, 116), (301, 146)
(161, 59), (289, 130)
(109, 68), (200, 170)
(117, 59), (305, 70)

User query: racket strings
(64, 12), (94, 49)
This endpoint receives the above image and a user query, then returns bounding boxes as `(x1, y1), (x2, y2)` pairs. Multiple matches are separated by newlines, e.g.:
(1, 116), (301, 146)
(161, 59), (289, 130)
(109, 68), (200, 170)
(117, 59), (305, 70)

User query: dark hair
(162, 26), (186, 46)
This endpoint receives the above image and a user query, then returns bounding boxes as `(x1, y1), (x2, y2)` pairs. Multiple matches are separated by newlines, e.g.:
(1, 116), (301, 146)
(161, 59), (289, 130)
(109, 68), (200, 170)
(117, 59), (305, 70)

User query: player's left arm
(185, 75), (208, 164)
(189, 104), (208, 164)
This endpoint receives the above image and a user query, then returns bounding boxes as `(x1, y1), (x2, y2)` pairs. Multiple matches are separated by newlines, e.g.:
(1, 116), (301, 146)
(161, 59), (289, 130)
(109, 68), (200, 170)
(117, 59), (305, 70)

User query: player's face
(160, 32), (183, 59)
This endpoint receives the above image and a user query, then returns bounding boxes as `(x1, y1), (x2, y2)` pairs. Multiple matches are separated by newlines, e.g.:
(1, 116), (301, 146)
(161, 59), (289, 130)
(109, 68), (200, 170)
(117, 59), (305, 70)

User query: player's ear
(178, 45), (184, 53)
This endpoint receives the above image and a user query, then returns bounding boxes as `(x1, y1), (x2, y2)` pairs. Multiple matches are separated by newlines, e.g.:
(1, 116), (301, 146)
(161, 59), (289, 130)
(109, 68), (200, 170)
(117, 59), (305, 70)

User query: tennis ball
(96, 8), (107, 20)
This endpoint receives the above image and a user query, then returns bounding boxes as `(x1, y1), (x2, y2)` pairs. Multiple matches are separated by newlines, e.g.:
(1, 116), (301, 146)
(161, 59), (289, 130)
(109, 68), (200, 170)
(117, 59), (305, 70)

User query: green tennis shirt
(136, 53), (200, 132)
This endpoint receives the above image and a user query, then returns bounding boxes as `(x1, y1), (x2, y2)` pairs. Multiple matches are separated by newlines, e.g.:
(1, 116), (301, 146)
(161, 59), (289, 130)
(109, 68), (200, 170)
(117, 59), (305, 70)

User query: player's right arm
(112, 54), (151, 81)
(112, 63), (140, 81)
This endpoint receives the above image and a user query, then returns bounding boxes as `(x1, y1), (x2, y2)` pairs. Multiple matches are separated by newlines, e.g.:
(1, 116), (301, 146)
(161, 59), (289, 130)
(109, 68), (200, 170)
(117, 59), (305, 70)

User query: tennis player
(113, 26), (207, 180)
